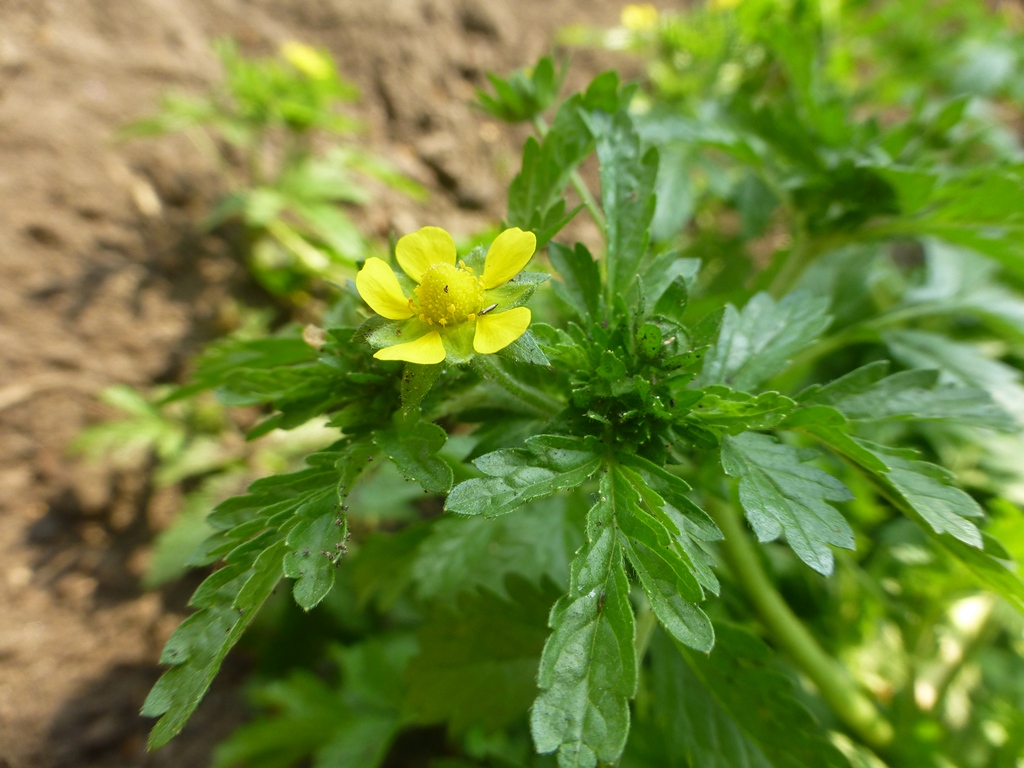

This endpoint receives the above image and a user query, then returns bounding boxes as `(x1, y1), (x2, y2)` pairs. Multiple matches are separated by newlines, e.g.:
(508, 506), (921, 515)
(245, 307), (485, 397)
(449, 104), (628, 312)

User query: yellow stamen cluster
(412, 261), (485, 327)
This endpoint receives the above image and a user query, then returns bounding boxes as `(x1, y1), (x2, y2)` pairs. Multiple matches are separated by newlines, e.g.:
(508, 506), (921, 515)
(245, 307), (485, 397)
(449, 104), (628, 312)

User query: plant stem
(634, 596), (657, 663)
(531, 117), (606, 232)
(474, 355), (562, 418)
(709, 499), (895, 753)
(768, 222), (812, 298)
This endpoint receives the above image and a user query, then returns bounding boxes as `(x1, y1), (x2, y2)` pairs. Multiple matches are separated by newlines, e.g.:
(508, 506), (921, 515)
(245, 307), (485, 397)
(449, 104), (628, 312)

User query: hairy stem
(473, 355), (562, 418)
(710, 500), (895, 752)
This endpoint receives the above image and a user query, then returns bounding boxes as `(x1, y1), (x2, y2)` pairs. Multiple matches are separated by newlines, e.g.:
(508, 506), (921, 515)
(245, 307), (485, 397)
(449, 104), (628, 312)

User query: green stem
(768, 227), (856, 299)
(266, 219), (333, 273)
(634, 596), (657, 663)
(474, 355), (562, 419)
(709, 500), (895, 753)
(531, 117), (606, 232)
(768, 223), (812, 298)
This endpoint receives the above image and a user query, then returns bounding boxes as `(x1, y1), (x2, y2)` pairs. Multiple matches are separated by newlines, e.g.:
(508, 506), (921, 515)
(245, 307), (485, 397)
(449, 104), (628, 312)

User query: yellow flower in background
(280, 41), (333, 80)
(356, 227), (537, 365)
(621, 4), (659, 31)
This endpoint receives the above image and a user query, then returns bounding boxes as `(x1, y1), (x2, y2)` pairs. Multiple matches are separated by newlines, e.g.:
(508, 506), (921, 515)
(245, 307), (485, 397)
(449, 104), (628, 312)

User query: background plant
(127, 38), (424, 304)
(135, 3), (1024, 767)
(80, 42), (424, 588)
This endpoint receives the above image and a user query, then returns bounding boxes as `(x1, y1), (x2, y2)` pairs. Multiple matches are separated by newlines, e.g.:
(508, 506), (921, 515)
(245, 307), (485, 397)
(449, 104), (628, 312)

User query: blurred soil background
(0, 0), (659, 765)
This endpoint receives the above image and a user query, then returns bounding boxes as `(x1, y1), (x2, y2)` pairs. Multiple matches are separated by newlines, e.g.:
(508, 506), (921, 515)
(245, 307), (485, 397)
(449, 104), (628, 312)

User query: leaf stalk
(709, 499), (896, 753)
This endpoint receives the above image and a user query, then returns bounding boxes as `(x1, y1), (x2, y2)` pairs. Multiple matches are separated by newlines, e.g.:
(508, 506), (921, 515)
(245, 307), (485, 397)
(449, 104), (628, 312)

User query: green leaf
(411, 497), (581, 603)
(617, 455), (722, 596)
(800, 361), (1011, 430)
(406, 577), (559, 734)
(283, 512), (348, 610)
(445, 435), (601, 518)
(876, 165), (1024, 280)
(882, 329), (1024, 424)
(699, 293), (831, 393)
(548, 241), (601, 321)
(641, 252), (700, 312)
(811, 433), (1024, 612)
(212, 636), (414, 768)
(499, 329), (551, 366)
(142, 542), (288, 748)
(624, 628), (849, 768)
(477, 56), (566, 123)
(614, 469), (713, 652)
(400, 363), (443, 414)
(508, 94), (595, 244)
(168, 332), (319, 402)
(851, 438), (984, 548)
(144, 443), (369, 746)
(938, 533), (1024, 616)
(583, 108), (659, 297)
(680, 387), (797, 437)
(652, 275), (690, 325)
(531, 471), (637, 768)
(375, 420), (453, 494)
(897, 241), (1024, 342)
(721, 432), (855, 576)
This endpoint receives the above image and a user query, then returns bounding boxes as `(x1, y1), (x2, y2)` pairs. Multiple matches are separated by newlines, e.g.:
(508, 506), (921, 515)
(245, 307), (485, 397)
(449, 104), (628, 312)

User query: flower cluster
(356, 226), (540, 365)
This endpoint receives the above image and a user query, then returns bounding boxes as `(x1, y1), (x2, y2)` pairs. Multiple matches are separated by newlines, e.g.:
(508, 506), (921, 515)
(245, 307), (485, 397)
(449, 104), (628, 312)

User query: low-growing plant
(127, 39), (424, 303)
(82, 43), (428, 587)
(141, 4), (1024, 767)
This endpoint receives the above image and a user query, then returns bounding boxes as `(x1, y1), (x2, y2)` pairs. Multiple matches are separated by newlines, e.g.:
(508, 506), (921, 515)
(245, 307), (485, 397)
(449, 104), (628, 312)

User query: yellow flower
(621, 3), (659, 31)
(280, 41), (333, 80)
(356, 227), (539, 365)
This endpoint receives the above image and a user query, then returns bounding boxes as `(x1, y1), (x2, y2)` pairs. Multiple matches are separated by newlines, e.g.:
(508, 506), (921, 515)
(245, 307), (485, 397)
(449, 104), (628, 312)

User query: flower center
(414, 262), (485, 327)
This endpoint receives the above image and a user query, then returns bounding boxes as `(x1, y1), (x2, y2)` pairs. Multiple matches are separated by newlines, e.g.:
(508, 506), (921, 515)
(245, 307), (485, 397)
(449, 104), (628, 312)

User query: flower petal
(473, 307), (531, 354)
(356, 257), (414, 320)
(396, 226), (456, 283)
(373, 331), (446, 364)
(481, 228), (536, 289)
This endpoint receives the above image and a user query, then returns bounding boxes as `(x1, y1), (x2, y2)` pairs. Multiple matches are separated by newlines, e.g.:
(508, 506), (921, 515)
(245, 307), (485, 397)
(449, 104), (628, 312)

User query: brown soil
(0, 0), (670, 765)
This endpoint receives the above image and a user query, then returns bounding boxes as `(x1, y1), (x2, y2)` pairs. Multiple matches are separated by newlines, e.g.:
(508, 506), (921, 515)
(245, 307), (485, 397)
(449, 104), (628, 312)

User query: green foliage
(138, 5), (1024, 768)
(127, 39), (423, 302)
(406, 577), (560, 734)
(478, 56), (567, 123)
(624, 628), (849, 768)
(531, 470), (638, 768)
(213, 636), (415, 768)
(721, 431), (854, 576)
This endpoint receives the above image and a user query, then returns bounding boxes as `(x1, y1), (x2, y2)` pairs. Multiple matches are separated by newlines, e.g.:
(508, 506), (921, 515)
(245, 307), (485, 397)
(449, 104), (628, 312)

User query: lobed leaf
(721, 432), (855, 576)
(406, 577), (559, 734)
(851, 438), (984, 548)
(699, 293), (831, 393)
(582, 108), (658, 298)
(531, 471), (637, 768)
(623, 628), (849, 768)
(800, 360), (1012, 430)
(882, 329), (1024, 425)
(445, 435), (601, 518)
(375, 420), (453, 494)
